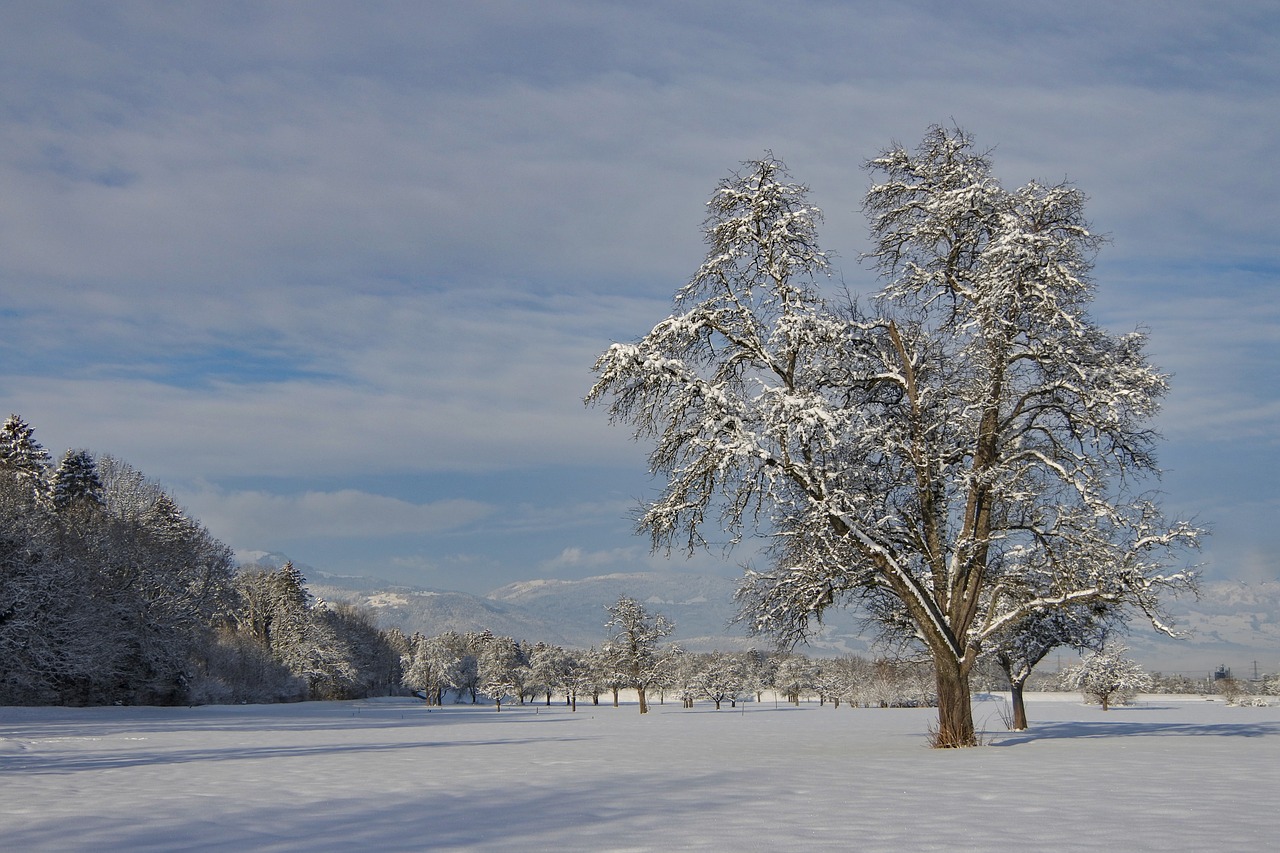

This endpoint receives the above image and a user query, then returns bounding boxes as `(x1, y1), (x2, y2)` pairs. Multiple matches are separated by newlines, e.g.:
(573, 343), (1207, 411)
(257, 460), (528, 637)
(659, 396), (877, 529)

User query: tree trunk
(1009, 679), (1028, 731)
(638, 687), (649, 714)
(933, 657), (977, 747)
(611, 686), (619, 707)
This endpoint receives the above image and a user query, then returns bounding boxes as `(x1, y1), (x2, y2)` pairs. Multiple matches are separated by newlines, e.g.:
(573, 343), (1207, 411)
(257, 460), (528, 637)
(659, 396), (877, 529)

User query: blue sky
(1, 1), (1276, 594)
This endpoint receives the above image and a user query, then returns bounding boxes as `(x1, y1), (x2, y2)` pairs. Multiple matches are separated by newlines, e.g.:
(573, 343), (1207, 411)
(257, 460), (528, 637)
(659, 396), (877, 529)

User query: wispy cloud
(1, 2), (1275, 590)
(184, 485), (494, 544)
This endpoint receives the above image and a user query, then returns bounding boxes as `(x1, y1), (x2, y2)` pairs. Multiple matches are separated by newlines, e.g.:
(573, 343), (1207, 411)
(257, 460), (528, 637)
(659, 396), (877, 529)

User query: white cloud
(179, 486), (494, 545)
(540, 546), (644, 572)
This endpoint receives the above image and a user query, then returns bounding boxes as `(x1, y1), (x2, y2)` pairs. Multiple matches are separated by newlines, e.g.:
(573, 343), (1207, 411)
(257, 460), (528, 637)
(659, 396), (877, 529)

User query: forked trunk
(933, 657), (976, 747)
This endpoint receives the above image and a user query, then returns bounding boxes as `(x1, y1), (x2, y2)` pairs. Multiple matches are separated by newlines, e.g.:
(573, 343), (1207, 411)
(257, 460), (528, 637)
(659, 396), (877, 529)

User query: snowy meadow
(2, 694), (1277, 852)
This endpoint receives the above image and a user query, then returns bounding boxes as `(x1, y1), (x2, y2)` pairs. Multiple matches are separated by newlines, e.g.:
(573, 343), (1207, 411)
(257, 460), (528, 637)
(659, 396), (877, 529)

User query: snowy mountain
(1120, 580), (1280, 676)
(236, 553), (1277, 673)
(487, 572), (747, 649)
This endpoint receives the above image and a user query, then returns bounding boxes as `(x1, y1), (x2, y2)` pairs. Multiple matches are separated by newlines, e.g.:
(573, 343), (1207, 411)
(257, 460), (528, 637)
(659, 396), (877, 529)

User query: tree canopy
(588, 126), (1201, 746)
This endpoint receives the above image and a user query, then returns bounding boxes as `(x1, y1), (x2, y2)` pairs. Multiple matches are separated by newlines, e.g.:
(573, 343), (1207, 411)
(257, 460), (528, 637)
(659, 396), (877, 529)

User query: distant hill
(1121, 580), (1280, 677)
(235, 552), (1278, 675)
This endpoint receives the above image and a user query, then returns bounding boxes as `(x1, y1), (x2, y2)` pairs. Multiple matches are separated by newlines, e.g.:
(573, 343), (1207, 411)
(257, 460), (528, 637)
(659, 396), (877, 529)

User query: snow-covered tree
(588, 127), (1200, 746)
(988, 604), (1114, 729)
(527, 642), (576, 706)
(773, 655), (815, 705)
(1064, 645), (1153, 709)
(694, 651), (749, 710)
(604, 595), (674, 714)
(1, 438), (243, 705)
(51, 449), (104, 515)
(743, 648), (775, 702)
(231, 561), (362, 700)
(313, 603), (402, 699)
(0, 414), (51, 504)
(475, 634), (527, 710)
(0, 473), (108, 704)
(569, 646), (607, 709)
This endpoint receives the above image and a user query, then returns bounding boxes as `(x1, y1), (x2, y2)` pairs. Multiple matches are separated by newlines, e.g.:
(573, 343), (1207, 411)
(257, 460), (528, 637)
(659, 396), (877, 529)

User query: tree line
(0, 415), (401, 706)
(397, 597), (942, 713)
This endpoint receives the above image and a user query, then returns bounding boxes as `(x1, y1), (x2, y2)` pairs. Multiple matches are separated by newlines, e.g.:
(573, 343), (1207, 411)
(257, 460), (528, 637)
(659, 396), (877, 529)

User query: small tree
(773, 655), (815, 705)
(1065, 646), (1153, 710)
(604, 596), (674, 714)
(695, 651), (749, 710)
(989, 604), (1114, 730)
(476, 634), (526, 711)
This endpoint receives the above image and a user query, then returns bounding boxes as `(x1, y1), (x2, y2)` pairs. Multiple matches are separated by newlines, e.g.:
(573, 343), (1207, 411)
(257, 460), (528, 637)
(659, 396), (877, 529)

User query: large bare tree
(587, 127), (1200, 746)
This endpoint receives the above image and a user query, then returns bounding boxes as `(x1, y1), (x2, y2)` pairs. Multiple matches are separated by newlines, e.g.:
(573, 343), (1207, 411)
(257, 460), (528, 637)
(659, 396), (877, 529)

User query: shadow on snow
(992, 718), (1280, 746)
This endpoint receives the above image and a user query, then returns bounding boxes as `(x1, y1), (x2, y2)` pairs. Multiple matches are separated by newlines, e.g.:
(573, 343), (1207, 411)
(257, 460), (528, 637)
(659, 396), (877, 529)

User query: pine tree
(0, 414), (51, 504)
(51, 449), (104, 515)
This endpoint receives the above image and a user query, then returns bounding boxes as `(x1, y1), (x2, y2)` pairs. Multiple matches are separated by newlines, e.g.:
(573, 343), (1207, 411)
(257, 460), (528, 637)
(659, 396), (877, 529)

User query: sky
(1, 1), (1276, 595)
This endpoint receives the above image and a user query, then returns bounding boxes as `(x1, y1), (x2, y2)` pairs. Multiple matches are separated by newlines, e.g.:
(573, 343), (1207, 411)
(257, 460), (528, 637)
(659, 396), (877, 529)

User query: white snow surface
(2, 694), (1277, 851)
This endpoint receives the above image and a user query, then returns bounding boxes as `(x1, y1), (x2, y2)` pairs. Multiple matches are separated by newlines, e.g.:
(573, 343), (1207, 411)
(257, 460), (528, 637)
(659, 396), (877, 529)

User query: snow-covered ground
(2, 693), (1277, 851)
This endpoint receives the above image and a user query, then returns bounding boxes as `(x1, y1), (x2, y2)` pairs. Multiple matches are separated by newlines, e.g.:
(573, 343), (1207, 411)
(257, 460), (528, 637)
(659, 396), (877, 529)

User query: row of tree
(0, 415), (403, 706)
(397, 628), (940, 713)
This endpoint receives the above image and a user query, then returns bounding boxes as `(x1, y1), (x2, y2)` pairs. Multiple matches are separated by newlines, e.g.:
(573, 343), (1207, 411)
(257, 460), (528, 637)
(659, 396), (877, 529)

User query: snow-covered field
(3, 694), (1277, 852)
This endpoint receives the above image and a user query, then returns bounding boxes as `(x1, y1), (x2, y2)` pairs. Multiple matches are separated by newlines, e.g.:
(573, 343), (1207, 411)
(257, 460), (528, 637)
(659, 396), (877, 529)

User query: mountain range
(237, 551), (1279, 678)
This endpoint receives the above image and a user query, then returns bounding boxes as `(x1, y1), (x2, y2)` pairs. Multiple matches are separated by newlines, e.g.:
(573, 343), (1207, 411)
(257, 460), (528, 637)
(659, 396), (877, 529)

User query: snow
(2, 694), (1277, 851)
(363, 592), (411, 608)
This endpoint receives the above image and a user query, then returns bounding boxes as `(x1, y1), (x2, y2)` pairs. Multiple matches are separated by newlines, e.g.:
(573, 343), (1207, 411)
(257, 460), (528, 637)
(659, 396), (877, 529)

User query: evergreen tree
(0, 414), (51, 504)
(51, 449), (104, 515)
